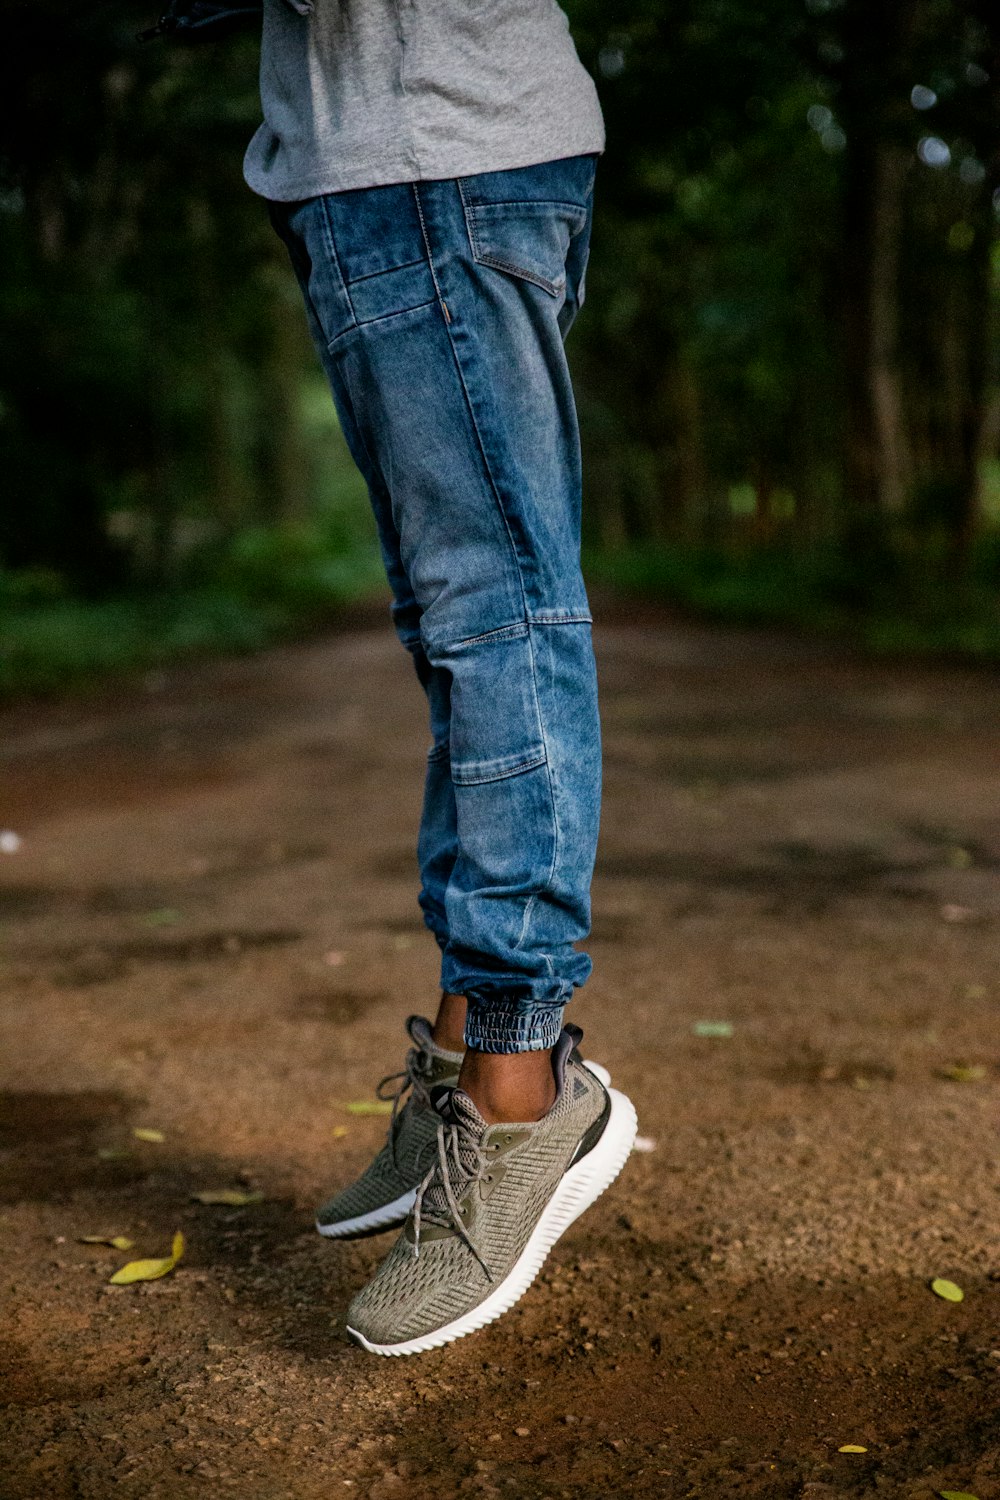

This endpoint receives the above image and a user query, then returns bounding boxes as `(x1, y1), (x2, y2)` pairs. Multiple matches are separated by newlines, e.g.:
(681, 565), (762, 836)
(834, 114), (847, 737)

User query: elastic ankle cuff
(463, 1005), (564, 1055)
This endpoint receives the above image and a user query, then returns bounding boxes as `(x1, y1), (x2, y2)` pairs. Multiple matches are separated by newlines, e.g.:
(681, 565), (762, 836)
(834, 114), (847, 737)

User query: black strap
(137, 0), (262, 45)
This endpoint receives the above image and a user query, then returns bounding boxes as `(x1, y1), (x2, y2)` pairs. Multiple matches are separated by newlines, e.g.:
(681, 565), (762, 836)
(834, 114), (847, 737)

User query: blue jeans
(269, 155), (601, 1054)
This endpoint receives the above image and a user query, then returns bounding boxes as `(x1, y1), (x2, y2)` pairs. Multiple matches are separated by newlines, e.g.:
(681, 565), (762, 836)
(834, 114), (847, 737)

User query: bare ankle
(431, 991), (467, 1053)
(458, 1047), (556, 1124)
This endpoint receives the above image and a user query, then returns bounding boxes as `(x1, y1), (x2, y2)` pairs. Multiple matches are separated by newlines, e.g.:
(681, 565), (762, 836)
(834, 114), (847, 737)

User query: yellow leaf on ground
(109, 1231), (184, 1285)
(344, 1100), (393, 1116)
(191, 1189), (264, 1206)
(838, 1444), (868, 1453)
(939, 1063), (987, 1083)
(133, 1127), (166, 1143)
(331, 1125), (349, 1139)
(80, 1234), (134, 1250)
(931, 1278), (965, 1302)
(939, 1491), (980, 1500)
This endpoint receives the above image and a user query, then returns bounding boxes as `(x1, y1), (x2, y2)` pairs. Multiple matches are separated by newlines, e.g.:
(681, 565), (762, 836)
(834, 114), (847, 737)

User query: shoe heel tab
(553, 1024), (582, 1092)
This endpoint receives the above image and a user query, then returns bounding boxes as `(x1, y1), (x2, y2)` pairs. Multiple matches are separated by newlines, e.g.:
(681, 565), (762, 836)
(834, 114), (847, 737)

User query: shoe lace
(375, 1047), (434, 1172)
(410, 1117), (493, 1281)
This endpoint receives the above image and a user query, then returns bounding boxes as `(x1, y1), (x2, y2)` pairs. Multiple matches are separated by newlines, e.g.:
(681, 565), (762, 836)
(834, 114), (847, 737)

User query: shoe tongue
(429, 1084), (487, 1135)
(422, 1086), (487, 1217)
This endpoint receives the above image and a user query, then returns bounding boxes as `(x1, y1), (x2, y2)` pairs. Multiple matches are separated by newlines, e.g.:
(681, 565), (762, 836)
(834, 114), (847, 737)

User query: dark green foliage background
(1, 0), (998, 690)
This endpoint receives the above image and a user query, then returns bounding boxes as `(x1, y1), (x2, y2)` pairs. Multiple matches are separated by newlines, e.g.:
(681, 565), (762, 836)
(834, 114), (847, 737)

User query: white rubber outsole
(581, 1058), (611, 1089)
(347, 1086), (638, 1357)
(315, 1059), (612, 1240)
(315, 1187), (416, 1239)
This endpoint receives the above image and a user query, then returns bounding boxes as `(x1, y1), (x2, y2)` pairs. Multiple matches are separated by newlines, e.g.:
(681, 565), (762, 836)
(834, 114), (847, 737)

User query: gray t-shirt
(243, 0), (605, 201)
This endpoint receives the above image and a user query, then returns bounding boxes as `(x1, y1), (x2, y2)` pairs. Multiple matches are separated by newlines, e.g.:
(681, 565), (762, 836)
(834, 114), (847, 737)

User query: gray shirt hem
(244, 129), (606, 202)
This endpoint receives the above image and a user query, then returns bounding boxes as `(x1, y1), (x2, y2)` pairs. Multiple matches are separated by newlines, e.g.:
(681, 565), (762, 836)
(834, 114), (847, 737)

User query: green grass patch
(0, 523), (387, 699)
(584, 536), (1000, 662)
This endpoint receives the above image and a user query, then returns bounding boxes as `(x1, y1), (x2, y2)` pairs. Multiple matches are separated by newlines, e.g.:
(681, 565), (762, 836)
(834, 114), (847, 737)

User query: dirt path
(1, 615), (998, 1500)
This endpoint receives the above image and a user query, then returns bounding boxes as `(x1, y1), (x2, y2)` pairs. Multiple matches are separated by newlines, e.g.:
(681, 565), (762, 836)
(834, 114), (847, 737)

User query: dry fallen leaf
(931, 1278), (965, 1303)
(191, 1189), (264, 1206)
(109, 1231), (184, 1285)
(132, 1127), (166, 1143)
(80, 1234), (134, 1250)
(938, 1063), (987, 1083)
(96, 1147), (131, 1161)
(838, 1444), (868, 1453)
(331, 1125), (349, 1139)
(344, 1100), (393, 1116)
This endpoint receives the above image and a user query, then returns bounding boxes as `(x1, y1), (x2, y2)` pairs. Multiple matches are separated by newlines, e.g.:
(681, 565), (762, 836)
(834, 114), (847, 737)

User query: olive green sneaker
(315, 1016), (463, 1239)
(345, 1025), (637, 1355)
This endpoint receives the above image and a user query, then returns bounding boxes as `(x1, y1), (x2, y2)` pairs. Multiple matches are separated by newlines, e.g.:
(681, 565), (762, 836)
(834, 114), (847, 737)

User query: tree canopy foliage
(1, 0), (998, 625)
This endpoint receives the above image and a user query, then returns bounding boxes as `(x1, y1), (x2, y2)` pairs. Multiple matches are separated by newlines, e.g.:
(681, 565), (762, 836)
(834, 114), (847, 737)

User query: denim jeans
(269, 155), (601, 1054)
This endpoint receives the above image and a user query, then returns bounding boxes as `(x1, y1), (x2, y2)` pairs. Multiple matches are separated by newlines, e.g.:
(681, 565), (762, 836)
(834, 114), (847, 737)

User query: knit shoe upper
(346, 1025), (633, 1351)
(315, 1015), (463, 1235)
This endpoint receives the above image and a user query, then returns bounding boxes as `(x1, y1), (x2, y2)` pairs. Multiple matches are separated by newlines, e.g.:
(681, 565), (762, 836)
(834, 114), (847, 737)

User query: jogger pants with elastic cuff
(269, 154), (601, 1054)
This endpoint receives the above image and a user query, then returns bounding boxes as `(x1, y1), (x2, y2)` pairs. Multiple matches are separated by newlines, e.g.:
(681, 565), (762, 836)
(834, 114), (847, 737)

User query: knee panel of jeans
(432, 624), (547, 787)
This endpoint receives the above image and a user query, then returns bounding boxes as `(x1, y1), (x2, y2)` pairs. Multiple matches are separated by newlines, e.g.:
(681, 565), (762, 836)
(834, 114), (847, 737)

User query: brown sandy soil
(1, 612), (998, 1500)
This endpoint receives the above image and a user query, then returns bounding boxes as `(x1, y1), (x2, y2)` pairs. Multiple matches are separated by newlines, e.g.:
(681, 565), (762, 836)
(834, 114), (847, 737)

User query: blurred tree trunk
(666, 355), (708, 542)
(868, 143), (913, 517)
(837, 1), (916, 524)
(946, 209), (997, 568)
(255, 289), (310, 523)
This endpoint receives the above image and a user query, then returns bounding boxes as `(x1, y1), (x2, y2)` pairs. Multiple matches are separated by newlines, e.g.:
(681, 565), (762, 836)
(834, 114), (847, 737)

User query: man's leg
(269, 204), (467, 1239)
(271, 158), (601, 1115)
(273, 163), (637, 1353)
(269, 200), (463, 984)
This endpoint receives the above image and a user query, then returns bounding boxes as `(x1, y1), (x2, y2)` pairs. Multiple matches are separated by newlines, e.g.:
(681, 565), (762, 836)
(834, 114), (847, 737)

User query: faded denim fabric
(269, 154), (600, 1053)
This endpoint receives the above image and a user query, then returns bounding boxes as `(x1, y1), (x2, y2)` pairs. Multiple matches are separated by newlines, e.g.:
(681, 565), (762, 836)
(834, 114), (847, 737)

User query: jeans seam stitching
(457, 176), (480, 261)
(464, 198), (588, 217)
(346, 257), (426, 286)
(474, 253), (561, 297)
(327, 299), (438, 349)
(528, 612), (593, 626)
(412, 184), (448, 316)
(318, 196), (357, 331)
(427, 621), (528, 652)
(451, 748), (547, 786)
(518, 624), (560, 976)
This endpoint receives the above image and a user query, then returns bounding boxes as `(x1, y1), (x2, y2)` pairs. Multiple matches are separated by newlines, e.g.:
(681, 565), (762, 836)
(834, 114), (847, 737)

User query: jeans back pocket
(461, 195), (588, 298)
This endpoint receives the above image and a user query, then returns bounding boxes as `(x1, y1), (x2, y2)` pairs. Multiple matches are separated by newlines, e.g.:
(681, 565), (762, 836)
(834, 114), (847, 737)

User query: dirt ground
(1, 607), (998, 1500)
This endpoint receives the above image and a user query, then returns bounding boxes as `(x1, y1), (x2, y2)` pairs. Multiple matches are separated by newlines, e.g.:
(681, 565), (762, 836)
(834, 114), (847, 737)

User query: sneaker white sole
(315, 1187), (416, 1239)
(347, 1085), (638, 1357)
(315, 1060), (611, 1241)
(581, 1058), (611, 1088)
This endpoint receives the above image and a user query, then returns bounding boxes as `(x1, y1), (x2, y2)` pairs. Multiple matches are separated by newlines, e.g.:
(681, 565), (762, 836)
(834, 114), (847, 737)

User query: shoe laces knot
(411, 1116), (493, 1281)
(376, 1047), (434, 1171)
